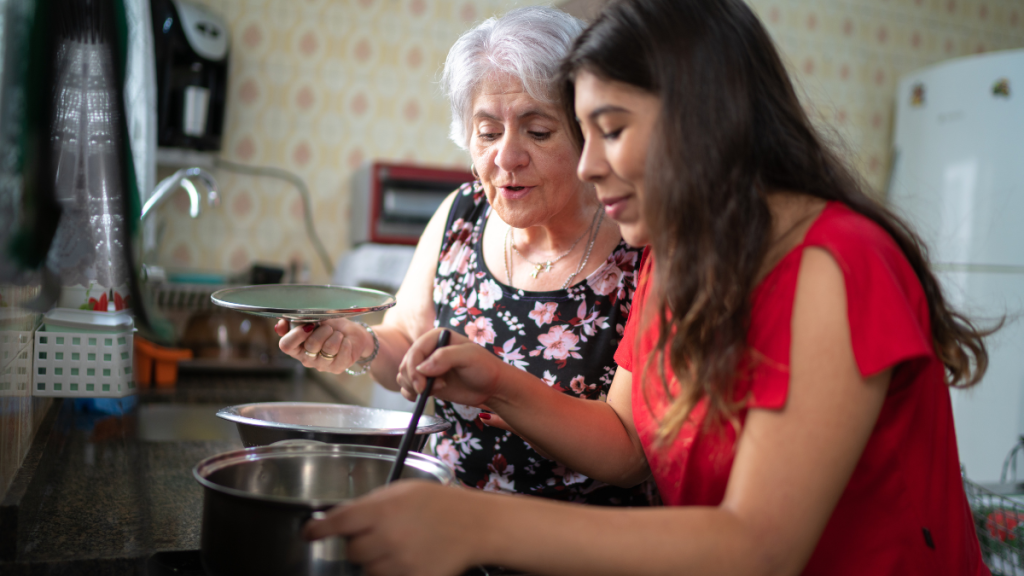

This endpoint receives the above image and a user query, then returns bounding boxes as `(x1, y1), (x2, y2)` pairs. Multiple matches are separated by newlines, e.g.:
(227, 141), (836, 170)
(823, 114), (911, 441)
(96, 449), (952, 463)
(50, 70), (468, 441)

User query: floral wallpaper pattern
(152, 0), (1024, 282)
(751, 0), (1024, 193)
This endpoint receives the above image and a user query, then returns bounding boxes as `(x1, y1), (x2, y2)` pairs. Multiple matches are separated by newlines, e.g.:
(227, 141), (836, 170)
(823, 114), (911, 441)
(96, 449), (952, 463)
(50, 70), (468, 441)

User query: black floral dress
(431, 182), (655, 506)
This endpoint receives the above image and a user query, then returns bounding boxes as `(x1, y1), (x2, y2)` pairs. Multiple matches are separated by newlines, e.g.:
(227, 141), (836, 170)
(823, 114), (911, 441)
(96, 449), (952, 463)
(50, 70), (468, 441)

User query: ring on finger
(319, 350), (338, 359)
(304, 348), (319, 357)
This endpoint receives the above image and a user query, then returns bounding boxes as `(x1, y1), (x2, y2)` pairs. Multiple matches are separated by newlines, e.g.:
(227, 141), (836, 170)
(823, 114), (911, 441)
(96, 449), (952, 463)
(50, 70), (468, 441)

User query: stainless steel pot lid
(210, 284), (396, 322)
(216, 402), (450, 436)
(193, 443), (456, 507)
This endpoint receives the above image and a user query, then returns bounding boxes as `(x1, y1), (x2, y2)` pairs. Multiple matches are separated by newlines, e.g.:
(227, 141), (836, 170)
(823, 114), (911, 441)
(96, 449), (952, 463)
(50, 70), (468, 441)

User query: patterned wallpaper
(750, 0), (1024, 194)
(151, 0), (1024, 283)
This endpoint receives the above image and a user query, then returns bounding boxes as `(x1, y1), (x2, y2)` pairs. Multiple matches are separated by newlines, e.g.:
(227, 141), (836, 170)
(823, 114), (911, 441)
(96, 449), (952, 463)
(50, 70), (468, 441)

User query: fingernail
(303, 324), (315, 333)
(479, 413), (491, 421)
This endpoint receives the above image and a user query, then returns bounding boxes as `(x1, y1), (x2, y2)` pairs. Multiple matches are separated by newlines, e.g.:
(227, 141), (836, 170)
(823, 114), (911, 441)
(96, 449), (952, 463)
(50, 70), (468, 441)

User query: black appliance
(151, 0), (229, 151)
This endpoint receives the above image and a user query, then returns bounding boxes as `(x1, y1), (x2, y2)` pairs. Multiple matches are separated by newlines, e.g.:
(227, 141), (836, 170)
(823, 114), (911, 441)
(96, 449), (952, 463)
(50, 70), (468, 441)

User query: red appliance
(350, 162), (474, 246)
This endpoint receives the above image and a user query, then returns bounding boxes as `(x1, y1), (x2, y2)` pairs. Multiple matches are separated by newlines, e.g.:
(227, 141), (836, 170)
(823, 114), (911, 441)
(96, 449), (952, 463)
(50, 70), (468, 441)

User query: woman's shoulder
(743, 202), (935, 409)
(793, 202), (926, 305)
(445, 181), (490, 227)
(804, 202), (904, 259)
(782, 201), (922, 298)
(607, 240), (646, 268)
(794, 201), (934, 374)
(595, 240), (645, 272)
(581, 240), (645, 301)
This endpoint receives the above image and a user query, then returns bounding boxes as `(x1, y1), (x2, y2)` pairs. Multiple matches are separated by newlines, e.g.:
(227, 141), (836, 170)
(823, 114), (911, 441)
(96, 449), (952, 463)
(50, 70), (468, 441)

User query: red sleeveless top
(615, 202), (988, 575)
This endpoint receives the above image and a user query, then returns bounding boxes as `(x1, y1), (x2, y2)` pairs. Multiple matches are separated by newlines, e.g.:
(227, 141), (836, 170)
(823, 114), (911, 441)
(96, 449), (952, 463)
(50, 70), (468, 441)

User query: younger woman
(304, 1), (993, 574)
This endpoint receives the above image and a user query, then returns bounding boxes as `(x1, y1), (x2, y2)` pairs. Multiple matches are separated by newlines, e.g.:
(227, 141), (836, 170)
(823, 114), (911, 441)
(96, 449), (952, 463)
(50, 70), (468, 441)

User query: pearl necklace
(504, 207), (604, 290)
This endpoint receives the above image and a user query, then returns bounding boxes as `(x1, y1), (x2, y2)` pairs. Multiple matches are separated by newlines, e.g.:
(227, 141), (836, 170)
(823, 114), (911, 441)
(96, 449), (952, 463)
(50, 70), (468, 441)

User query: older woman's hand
(302, 481), (482, 576)
(397, 328), (508, 406)
(275, 318), (374, 374)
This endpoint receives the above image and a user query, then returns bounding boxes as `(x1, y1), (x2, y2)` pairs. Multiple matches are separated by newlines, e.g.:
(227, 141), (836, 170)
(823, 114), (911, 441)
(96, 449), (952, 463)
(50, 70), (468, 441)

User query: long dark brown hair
(561, 0), (994, 442)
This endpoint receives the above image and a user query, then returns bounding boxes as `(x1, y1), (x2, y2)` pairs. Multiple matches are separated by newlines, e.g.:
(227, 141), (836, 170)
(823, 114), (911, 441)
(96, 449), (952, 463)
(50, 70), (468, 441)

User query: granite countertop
(0, 368), (360, 574)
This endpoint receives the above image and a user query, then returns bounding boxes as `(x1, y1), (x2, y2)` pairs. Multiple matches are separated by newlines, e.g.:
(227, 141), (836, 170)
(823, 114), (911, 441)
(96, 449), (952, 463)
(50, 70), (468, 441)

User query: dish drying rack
(145, 280), (224, 343)
(143, 263), (288, 336)
(143, 276), (300, 375)
(965, 452), (1024, 576)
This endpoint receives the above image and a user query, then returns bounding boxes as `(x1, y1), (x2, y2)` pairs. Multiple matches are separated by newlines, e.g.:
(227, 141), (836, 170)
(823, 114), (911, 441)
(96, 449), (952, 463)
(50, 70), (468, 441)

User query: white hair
(440, 6), (585, 150)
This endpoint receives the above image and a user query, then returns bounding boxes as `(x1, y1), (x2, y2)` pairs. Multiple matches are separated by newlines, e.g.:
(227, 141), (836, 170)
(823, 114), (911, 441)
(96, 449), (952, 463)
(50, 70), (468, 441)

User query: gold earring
(470, 163), (479, 179)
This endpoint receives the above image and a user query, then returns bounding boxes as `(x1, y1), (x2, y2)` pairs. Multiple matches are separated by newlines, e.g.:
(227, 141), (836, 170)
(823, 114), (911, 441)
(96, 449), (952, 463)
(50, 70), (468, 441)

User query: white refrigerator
(887, 48), (1024, 483)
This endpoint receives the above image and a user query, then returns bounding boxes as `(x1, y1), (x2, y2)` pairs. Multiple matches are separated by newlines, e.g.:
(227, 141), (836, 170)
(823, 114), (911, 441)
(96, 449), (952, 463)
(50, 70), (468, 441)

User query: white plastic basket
(32, 329), (136, 398)
(0, 331), (33, 396)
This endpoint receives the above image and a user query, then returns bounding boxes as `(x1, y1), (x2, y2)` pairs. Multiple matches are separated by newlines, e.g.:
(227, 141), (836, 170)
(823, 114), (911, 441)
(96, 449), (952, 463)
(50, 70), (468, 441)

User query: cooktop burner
(144, 550), (517, 576)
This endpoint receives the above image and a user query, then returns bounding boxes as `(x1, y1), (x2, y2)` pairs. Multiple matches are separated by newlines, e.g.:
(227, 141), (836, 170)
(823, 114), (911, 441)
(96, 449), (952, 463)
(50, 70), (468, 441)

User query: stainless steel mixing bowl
(216, 402), (450, 450)
(194, 442), (456, 576)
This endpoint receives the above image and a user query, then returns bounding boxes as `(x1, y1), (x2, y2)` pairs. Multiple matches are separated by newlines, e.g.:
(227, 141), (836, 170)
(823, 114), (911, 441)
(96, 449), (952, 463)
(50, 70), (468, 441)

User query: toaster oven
(350, 162), (474, 246)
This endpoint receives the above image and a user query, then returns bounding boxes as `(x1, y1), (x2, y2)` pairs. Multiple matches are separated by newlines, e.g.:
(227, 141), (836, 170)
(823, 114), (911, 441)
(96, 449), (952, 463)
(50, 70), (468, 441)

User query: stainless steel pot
(216, 402), (450, 450)
(193, 442), (456, 576)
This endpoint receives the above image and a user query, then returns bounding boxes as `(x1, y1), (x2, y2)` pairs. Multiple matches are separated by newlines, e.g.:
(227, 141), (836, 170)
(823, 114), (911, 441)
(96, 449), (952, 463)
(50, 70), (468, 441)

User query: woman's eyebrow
(471, 109), (560, 123)
(518, 109), (560, 122)
(587, 105), (629, 122)
(472, 111), (502, 122)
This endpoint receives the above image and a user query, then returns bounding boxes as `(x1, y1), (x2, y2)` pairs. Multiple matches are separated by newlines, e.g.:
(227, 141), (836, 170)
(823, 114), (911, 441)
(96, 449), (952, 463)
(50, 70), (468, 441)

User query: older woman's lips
(500, 186), (533, 200)
(601, 196), (630, 220)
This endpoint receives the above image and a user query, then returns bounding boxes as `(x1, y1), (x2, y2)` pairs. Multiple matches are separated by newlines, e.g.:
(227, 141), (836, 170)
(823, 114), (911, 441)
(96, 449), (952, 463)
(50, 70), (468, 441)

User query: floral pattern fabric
(431, 182), (654, 506)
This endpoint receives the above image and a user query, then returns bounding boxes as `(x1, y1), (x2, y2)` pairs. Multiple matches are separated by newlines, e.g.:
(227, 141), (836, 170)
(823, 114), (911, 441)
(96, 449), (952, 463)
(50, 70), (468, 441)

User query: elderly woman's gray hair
(441, 6), (585, 150)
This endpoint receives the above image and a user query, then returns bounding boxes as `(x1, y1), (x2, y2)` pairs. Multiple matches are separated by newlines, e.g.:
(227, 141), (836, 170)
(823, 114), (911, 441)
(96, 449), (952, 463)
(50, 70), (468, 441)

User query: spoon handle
(387, 329), (452, 484)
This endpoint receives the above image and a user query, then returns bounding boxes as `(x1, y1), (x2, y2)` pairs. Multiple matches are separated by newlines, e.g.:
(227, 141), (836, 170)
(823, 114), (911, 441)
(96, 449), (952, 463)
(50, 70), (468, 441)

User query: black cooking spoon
(387, 329), (452, 484)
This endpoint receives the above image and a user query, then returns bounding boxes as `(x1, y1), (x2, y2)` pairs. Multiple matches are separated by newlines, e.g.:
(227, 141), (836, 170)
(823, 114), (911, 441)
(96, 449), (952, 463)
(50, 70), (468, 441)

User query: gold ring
(304, 349), (319, 357)
(319, 350), (337, 359)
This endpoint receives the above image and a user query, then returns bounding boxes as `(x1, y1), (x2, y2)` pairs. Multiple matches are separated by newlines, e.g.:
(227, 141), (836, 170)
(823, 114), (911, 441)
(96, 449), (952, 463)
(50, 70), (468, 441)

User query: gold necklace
(504, 207), (602, 287)
(509, 213), (594, 279)
(560, 211), (603, 290)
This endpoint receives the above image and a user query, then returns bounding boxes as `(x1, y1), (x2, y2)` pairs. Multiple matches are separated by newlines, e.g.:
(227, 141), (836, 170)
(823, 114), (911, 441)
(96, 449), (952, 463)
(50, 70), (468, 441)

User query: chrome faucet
(142, 167), (220, 219)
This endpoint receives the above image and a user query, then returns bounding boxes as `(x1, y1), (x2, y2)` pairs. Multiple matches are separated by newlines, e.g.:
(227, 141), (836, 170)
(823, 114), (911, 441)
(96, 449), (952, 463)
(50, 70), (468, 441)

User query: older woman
(276, 6), (651, 506)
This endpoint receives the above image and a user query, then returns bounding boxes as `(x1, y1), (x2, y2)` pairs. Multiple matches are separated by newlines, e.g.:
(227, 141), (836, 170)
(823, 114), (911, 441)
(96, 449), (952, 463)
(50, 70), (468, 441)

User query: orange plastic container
(133, 336), (193, 388)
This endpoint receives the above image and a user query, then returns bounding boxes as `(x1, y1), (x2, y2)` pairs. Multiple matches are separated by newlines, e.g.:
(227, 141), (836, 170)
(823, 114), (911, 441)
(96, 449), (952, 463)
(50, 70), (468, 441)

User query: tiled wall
(151, 0), (1024, 283)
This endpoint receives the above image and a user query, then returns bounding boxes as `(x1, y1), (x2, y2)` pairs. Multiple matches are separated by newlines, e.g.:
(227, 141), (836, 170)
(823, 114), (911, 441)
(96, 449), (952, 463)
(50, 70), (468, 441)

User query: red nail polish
(479, 413), (491, 421)
(303, 324), (315, 333)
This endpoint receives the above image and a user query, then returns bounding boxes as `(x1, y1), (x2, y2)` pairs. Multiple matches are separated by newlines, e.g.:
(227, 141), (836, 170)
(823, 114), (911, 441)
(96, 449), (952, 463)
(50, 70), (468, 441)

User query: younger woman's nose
(577, 139), (607, 183)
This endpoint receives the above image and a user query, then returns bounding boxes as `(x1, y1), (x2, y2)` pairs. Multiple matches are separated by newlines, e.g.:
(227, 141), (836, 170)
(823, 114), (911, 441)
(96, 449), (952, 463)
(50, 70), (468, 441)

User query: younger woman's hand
(396, 328), (508, 406)
(275, 318), (373, 374)
(302, 481), (484, 576)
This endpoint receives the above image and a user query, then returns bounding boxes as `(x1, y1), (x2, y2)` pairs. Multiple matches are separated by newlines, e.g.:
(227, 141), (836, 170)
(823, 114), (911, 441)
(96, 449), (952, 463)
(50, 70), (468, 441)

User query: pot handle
(307, 511), (349, 568)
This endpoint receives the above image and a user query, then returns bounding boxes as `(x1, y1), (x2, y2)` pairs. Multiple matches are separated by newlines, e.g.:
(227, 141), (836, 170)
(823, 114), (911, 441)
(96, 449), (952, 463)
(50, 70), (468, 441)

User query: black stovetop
(144, 550), (518, 576)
